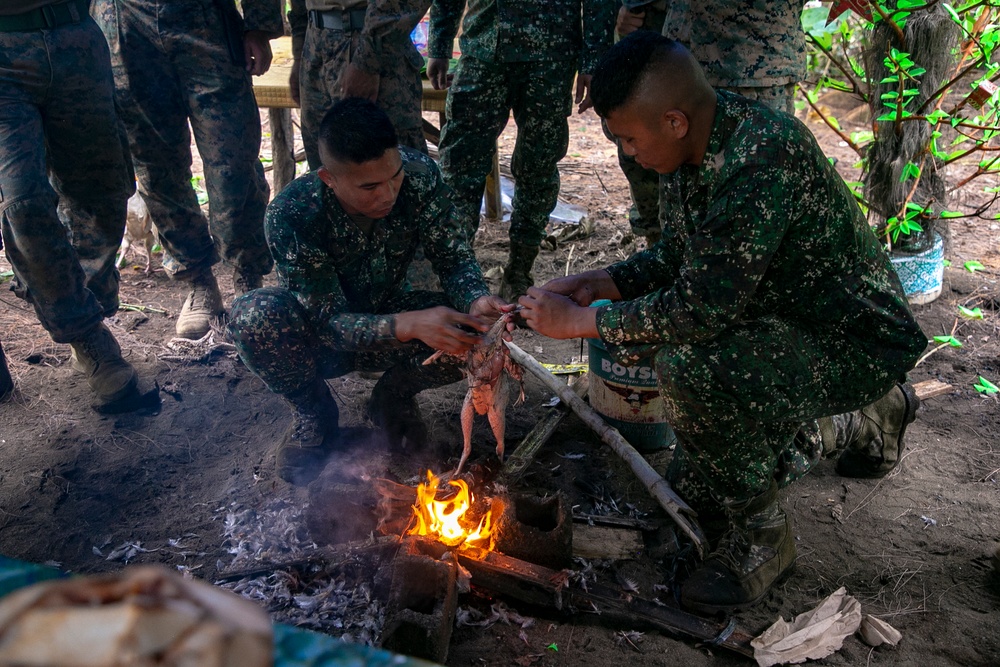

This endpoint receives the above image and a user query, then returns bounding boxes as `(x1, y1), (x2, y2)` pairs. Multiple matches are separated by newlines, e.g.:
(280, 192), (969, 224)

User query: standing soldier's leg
(372, 35), (427, 154)
(728, 83), (797, 115)
(500, 61), (574, 300)
(173, 5), (272, 296)
(0, 16), (139, 406)
(298, 22), (349, 170)
(618, 141), (661, 243)
(95, 0), (224, 339)
(438, 56), (512, 240)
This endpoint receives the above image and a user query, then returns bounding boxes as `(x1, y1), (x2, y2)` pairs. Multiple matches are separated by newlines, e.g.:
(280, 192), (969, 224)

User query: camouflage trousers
(299, 25), (427, 170)
(0, 16), (133, 343)
(228, 286), (463, 396)
(625, 315), (904, 515)
(439, 56), (575, 246)
(612, 83), (798, 239)
(93, 0), (272, 280)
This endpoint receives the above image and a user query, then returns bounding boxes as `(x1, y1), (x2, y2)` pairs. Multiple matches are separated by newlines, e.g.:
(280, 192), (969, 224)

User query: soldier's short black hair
(319, 98), (399, 164)
(591, 31), (684, 117)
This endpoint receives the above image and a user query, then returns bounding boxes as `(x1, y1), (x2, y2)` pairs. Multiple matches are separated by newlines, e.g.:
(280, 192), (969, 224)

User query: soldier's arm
(597, 163), (795, 347)
(581, 0), (616, 74)
(413, 158), (491, 313)
(267, 197), (402, 352)
(428, 0), (464, 61)
(241, 0), (284, 38)
(352, 0), (431, 74)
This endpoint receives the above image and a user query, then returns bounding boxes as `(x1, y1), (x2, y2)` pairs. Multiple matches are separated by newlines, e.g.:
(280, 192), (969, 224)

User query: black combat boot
(276, 379), (340, 485)
(499, 241), (541, 301)
(70, 323), (140, 404)
(680, 483), (796, 615)
(0, 341), (13, 400)
(821, 383), (920, 478)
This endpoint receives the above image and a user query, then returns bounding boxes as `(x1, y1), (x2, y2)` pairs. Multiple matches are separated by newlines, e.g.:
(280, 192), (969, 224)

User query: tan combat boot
(69, 323), (139, 404)
(0, 341), (13, 400)
(175, 270), (224, 339)
(276, 379), (340, 485)
(499, 241), (541, 302)
(680, 483), (796, 615)
(821, 383), (920, 478)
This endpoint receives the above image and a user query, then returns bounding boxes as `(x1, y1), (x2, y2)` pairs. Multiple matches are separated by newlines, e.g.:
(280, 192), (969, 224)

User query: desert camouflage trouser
(0, 16), (133, 343)
(228, 286), (464, 396)
(612, 83), (798, 239)
(93, 0), (272, 280)
(299, 24), (427, 170)
(439, 56), (575, 246)
(629, 315), (904, 515)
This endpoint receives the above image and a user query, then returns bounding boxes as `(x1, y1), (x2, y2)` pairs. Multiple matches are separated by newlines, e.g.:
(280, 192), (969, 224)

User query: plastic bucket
(890, 233), (944, 305)
(587, 305), (675, 452)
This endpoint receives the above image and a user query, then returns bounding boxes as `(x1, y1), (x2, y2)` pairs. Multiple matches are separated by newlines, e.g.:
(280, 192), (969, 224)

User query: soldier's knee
(228, 286), (304, 338)
(654, 344), (712, 406)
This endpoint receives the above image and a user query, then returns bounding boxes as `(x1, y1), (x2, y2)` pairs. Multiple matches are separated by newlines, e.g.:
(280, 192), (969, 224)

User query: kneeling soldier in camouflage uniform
(427, 0), (614, 301)
(0, 0), (145, 409)
(520, 34), (927, 614)
(229, 99), (508, 485)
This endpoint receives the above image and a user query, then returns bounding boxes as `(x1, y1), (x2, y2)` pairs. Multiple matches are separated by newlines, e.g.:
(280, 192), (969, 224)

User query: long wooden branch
(505, 342), (708, 557)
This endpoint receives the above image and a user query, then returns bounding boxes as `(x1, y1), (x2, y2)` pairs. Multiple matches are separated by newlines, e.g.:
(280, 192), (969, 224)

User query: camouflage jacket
(288, 0), (429, 72)
(662, 0), (806, 87)
(265, 148), (490, 351)
(428, 0), (615, 74)
(597, 91), (925, 366)
(240, 0), (284, 37)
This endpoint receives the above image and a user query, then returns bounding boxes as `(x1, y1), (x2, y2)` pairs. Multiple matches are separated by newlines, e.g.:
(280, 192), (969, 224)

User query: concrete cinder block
(492, 493), (572, 569)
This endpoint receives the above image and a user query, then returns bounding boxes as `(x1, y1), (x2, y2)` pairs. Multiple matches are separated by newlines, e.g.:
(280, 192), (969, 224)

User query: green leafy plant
(964, 259), (986, 272)
(801, 2), (1000, 252)
(958, 305), (984, 319)
(974, 375), (999, 395)
(933, 334), (963, 347)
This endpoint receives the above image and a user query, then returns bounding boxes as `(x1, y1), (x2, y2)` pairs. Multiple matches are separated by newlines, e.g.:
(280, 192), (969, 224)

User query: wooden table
(253, 37), (501, 218)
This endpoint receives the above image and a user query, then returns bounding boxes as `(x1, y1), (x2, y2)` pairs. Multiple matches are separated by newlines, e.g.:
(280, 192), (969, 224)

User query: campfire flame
(408, 470), (493, 548)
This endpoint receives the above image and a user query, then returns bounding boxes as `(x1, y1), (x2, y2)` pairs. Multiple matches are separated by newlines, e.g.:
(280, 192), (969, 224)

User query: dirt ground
(0, 103), (998, 667)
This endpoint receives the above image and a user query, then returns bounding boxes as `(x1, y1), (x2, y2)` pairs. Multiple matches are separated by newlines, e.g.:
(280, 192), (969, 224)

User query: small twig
(119, 303), (167, 314)
(565, 244), (575, 277)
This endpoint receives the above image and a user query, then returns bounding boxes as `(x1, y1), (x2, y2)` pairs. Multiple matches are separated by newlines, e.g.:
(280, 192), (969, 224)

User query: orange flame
(408, 470), (493, 548)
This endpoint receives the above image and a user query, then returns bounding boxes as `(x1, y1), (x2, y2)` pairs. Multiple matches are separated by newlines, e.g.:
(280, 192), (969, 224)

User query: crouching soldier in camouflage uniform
(288, 0), (430, 170)
(427, 0), (614, 300)
(520, 34), (927, 614)
(0, 0), (146, 410)
(93, 0), (281, 339)
(229, 99), (508, 485)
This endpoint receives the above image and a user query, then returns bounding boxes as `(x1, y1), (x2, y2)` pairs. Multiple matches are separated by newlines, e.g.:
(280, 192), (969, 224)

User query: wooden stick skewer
(504, 341), (708, 556)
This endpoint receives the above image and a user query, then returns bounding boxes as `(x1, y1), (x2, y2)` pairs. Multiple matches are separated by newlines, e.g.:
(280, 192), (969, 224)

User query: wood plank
(572, 524), (644, 560)
(913, 379), (954, 400)
(572, 513), (656, 532)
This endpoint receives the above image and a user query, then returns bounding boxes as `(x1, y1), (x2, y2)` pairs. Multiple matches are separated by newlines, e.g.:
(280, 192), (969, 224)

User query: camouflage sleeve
(428, 0), (464, 60)
(288, 0), (307, 57)
(241, 0), (283, 38)
(597, 163), (794, 346)
(412, 157), (491, 312)
(580, 0), (616, 74)
(352, 0), (432, 74)
(267, 185), (400, 352)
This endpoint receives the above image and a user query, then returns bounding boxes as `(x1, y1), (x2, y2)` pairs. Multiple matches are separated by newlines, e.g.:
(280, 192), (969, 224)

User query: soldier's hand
(518, 288), (599, 340)
(616, 6), (645, 37)
(469, 295), (517, 339)
(427, 58), (451, 90)
(576, 74), (594, 114)
(289, 60), (301, 106)
(342, 62), (380, 101)
(244, 31), (274, 76)
(395, 306), (489, 355)
(538, 269), (621, 306)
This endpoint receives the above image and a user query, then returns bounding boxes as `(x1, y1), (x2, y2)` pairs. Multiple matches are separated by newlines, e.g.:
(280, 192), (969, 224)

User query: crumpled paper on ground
(750, 586), (862, 667)
(0, 564), (272, 666)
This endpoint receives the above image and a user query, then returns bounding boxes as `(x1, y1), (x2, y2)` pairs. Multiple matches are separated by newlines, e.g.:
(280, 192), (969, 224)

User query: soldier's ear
(664, 109), (689, 140)
(318, 167), (337, 189)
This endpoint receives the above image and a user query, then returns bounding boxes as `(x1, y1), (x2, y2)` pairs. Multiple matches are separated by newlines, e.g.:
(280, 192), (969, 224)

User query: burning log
(505, 341), (709, 556)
